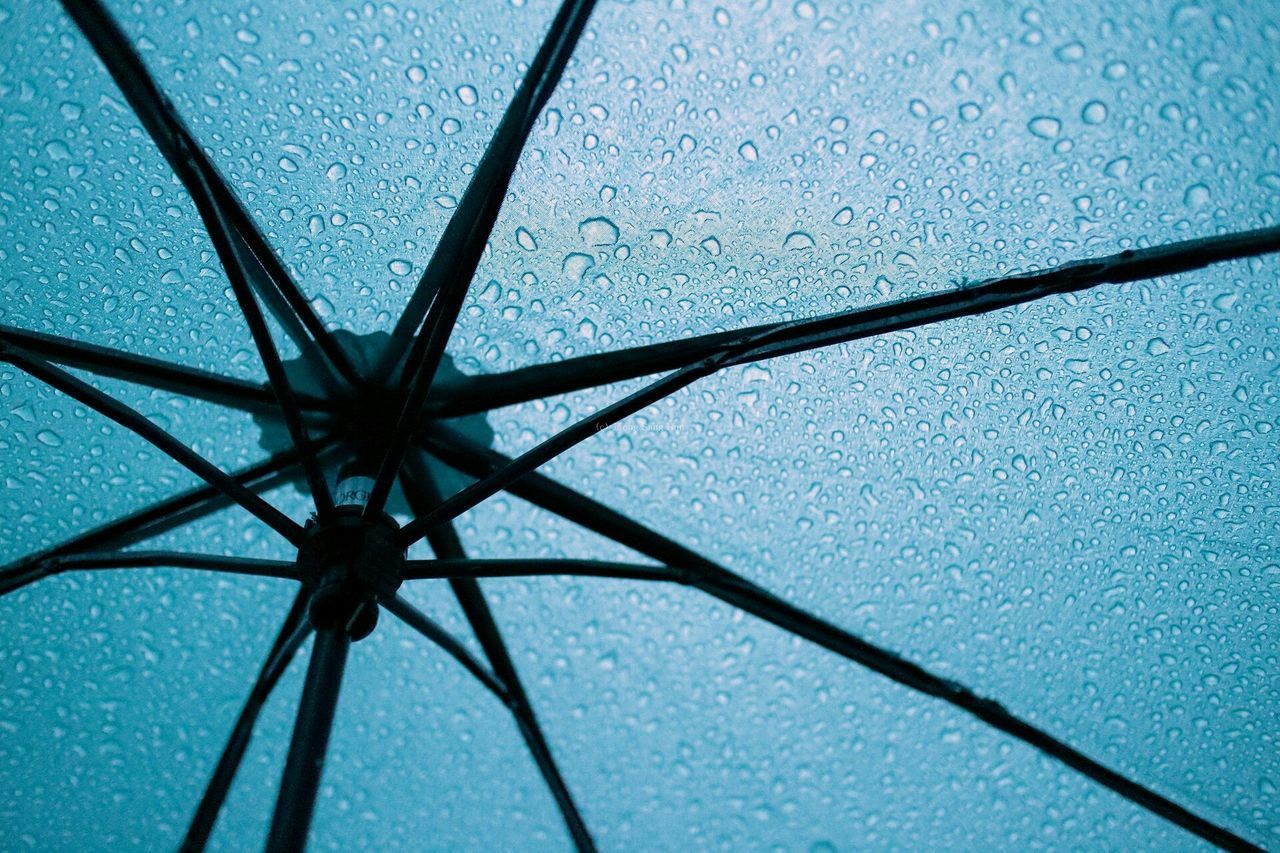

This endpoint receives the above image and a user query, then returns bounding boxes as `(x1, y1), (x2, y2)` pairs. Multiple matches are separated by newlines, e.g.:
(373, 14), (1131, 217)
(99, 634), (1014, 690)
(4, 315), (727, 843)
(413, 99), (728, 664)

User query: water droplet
(1081, 100), (1108, 124)
(578, 217), (619, 246)
(311, 295), (335, 318)
(456, 85), (478, 106)
(406, 65), (427, 84)
(1212, 292), (1239, 311)
(699, 236), (722, 256)
(1028, 116), (1061, 139)
(388, 259), (413, 275)
(832, 207), (854, 226)
(1103, 60), (1129, 80)
(325, 162), (347, 181)
(1146, 337), (1171, 356)
(783, 231), (815, 250)
(1054, 42), (1085, 62)
(36, 430), (63, 447)
(1104, 157), (1131, 179)
(562, 253), (594, 280)
(738, 141), (758, 161)
(1183, 183), (1211, 208)
(516, 227), (538, 251)
(278, 155), (299, 173)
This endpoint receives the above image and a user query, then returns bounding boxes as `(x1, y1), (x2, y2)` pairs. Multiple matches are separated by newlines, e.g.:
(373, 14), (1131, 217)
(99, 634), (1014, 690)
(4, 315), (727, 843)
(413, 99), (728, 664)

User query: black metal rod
(213, 189), (360, 390)
(265, 627), (351, 853)
(421, 426), (710, 570)
(401, 222), (1280, 547)
(0, 325), (331, 416)
(418, 432), (1258, 851)
(182, 591), (313, 852)
(400, 458), (597, 852)
(362, 0), (601, 518)
(403, 558), (674, 583)
(399, 348), (721, 547)
(239, 248), (347, 401)
(0, 551), (298, 598)
(57, 551), (297, 575)
(382, 595), (509, 702)
(56, 0), (360, 389)
(380, 0), (601, 373)
(2, 342), (305, 545)
(432, 223), (1280, 416)
(0, 442), (323, 582)
(186, 165), (335, 518)
(690, 570), (1258, 852)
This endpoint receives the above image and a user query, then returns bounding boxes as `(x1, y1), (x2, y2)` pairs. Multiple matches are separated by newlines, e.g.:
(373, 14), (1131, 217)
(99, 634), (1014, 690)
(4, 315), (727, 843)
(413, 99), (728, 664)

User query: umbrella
(1, 0), (1277, 848)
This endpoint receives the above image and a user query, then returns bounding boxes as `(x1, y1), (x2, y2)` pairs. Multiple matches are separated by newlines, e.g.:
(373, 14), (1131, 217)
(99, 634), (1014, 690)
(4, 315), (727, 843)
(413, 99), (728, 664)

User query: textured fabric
(1, 0), (1277, 849)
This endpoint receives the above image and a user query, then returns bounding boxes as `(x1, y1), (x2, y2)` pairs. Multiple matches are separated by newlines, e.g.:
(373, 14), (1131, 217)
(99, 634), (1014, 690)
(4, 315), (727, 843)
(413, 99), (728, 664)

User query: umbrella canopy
(2, 0), (1278, 849)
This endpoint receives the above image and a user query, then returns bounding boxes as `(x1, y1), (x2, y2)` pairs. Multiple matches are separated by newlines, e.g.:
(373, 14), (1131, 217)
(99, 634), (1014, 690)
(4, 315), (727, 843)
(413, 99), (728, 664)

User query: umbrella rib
(0, 551), (298, 598)
(181, 590), (313, 852)
(404, 558), (672, 583)
(680, 573), (1260, 853)
(1, 342), (304, 545)
(51, 551), (296, 573)
(479, 559), (1261, 852)
(0, 325), (332, 416)
(383, 595), (510, 702)
(362, 0), (600, 518)
(265, 625), (352, 850)
(416, 431), (1258, 851)
(430, 223), (1280, 416)
(400, 458), (597, 853)
(56, 0), (360, 388)
(185, 166), (336, 518)
(398, 349), (733, 548)
(421, 425), (706, 568)
(380, 0), (600, 372)
(0, 443), (325, 585)
(400, 222), (1280, 548)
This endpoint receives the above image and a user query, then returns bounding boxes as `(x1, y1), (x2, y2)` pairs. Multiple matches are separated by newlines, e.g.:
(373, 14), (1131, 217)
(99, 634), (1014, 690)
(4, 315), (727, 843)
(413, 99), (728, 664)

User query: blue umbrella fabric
(1, 0), (1278, 850)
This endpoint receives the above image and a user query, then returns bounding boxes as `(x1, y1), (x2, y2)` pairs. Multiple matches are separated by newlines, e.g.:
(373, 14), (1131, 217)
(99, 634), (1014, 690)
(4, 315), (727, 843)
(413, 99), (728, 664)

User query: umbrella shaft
(265, 627), (351, 852)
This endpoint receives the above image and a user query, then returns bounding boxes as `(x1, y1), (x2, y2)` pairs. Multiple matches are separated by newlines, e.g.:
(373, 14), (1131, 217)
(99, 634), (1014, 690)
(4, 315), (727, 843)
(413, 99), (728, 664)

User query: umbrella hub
(295, 508), (406, 641)
(254, 328), (495, 512)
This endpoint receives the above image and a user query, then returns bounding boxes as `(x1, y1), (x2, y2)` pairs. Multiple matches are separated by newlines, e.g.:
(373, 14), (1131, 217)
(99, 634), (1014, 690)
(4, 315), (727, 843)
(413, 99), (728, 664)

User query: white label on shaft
(336, 475), (376, 508)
